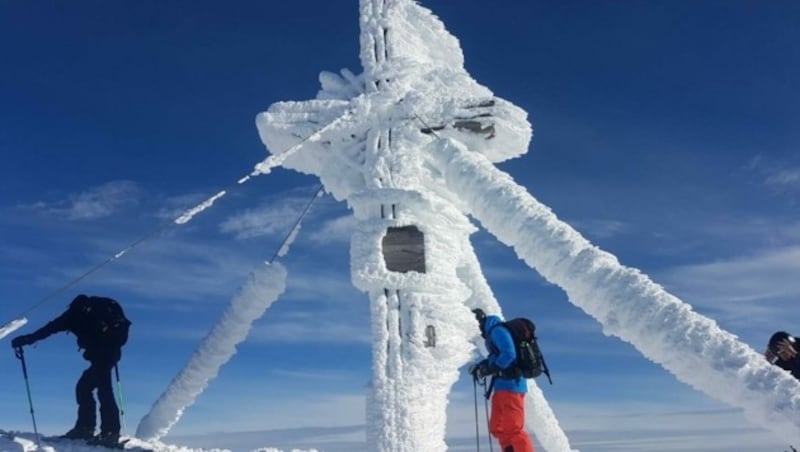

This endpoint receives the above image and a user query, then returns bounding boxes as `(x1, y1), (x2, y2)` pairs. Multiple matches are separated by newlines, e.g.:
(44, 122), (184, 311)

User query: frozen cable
(0, 114), (345, 331)
(268, 185), (325, 264)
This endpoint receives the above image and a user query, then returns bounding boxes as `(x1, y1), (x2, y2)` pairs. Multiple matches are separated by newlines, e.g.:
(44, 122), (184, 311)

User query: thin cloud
(282, 267), (363, 306)
(250, 316), (371, 345)
(745, 154), (800, 194)
(659, 246), (800, 303)
(656, 246), (800, 331)
(220, 196), (317, 240)
(308, 215), (356, 243)
(39, 235), (262, 304)
(269, 368), (362, 383)
(24, 180), (140, 220)
(765, 167), (800, 191)
(697, 216), (800, 246)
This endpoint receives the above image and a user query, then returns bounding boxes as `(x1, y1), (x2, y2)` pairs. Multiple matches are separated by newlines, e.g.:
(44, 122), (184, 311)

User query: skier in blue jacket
(469, 308), (534, 452)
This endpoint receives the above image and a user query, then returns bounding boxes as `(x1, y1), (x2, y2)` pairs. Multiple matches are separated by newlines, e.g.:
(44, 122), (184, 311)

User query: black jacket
(28, 296), (122, 364)
(775, 356), (800, 381)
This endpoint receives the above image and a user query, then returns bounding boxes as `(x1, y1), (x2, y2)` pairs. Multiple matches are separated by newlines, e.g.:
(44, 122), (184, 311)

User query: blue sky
(1, 1), (800, 450)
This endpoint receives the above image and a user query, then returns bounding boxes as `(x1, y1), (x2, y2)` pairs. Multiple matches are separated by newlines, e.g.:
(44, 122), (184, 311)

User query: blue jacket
(483, 315), (527, 394)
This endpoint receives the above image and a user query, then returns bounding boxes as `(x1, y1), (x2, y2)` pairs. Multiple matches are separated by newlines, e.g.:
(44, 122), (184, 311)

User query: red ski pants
(489, 390), (535, 452)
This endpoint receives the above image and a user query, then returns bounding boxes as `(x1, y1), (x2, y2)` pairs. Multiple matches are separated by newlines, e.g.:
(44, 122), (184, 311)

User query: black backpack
(73, 296), (131, 348)
(503, 318), (552, 384)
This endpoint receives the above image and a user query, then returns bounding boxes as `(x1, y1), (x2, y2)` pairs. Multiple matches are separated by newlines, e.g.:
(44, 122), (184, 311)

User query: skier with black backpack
(468, 308), (535, 452)
(10, 294), (131, 448)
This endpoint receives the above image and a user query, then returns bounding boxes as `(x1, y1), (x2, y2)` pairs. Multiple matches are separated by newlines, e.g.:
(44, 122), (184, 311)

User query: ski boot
(60, 426), (95, 440)
(87, 431), (122, 449)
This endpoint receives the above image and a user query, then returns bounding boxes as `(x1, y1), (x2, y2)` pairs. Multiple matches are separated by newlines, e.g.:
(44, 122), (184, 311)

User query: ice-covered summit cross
(256, 1), (542, 451)
(256, 0), (531, 199)
(255, 1), (800, 450)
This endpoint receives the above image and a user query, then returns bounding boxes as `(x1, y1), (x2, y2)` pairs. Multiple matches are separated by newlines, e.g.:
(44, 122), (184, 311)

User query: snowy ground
(0, 430), (317, 452)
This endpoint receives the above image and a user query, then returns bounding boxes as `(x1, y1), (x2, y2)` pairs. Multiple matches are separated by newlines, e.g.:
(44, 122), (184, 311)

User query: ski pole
(114, 364), (127, 436)
(473, 376), (481, 452)
(478, 377), (494, 452)
(15, 347), (41, 448)
(541, 352), (553, 385)
(484, 393), (493, 452)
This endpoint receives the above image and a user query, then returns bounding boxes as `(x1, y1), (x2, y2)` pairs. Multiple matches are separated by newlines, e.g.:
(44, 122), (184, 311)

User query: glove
(11, 334), (35, 349)
(776, 338), (799, 360)
(469, 359), (496, 379)
(468, 360), (482, 378)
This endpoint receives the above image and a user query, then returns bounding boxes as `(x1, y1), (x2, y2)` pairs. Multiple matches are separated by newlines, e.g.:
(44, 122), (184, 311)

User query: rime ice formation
(254, 0), (800, 450)
(431, 138), (800, 445)
(0, 318), (27, 340)
(256, 1), (576, 451)
(136, 263), (288, 440)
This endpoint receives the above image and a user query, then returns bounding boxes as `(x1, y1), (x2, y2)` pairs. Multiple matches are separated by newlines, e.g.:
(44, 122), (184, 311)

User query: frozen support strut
(433, 137), (800, 446)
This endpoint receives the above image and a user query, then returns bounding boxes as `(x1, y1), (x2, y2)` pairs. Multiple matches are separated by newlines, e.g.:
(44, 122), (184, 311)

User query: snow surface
(0, 430), (316, 452)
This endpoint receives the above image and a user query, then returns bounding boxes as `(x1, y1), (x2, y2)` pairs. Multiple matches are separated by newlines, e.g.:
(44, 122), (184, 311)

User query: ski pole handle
(15, 346), (40, 448)
(15, 348), (31, 379)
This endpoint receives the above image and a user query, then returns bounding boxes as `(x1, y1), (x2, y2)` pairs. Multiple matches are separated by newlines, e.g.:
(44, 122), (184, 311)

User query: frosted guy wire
(135, 262), (288, 441)
(251, 109), (354, 176)
(0, 318), (28, 340)
(174, 190), (227, 225)
(0, 115), (338, 334)
(136, 186), (323, 440)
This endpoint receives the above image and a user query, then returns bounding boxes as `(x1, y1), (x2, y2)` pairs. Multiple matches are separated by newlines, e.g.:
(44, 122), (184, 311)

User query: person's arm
(13, 310), (71, 347)
(32, 312), (71, 340)
(488, 325), (517, 370)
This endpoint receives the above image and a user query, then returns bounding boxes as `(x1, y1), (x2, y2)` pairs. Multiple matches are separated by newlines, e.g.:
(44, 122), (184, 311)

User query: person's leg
(94, 361), (120, 437)
(62, 366), (97, 438)
(489, 390), (534, 452)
